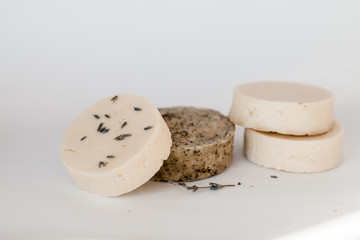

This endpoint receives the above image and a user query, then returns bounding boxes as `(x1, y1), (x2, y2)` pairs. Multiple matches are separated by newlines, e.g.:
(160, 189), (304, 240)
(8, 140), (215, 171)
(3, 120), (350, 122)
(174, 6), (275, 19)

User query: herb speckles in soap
(144, 126), (153, 130)
(100, 127), (110, 133)
(80, 136), (87, 141)
(121, 121), (127, 128)
(114, 134), (132, 141)
(97, 123), (104, 132)
(98, 161), (108, 168)
(111, 95), (118, 103)
(134, 107), (142, 111)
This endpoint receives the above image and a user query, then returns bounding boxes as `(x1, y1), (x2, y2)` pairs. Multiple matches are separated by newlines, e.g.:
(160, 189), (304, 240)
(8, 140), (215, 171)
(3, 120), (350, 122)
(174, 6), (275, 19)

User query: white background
(1, 0), (360, 239)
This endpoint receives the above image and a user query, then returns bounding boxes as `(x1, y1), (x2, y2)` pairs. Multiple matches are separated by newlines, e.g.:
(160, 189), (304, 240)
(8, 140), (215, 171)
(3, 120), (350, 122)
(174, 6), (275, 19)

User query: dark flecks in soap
(100, 127), (110, 133)
(104, 114), (110, 118)
(107, 155), (115, 159)
(144, 126), (153, 130)
(97, 122), (110, 133)
(134, 107), (142, 111)
(121, 121), (127, 128)
(114, 134), (132, 141)
(98, 161), (108, 168)
(93, 114), (100, 119)
(97, 123), (104, 132)
(80, 136), (87, 141)
(111, 95), (118, 103)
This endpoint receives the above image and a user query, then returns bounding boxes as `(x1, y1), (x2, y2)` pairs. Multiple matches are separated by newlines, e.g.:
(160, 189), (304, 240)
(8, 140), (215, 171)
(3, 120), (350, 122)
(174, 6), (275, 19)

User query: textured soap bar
(244, 121), (343, 173)
(229, 82), (334, 136)
(61, 94), (172, 197)
(152, 107), (235, 182)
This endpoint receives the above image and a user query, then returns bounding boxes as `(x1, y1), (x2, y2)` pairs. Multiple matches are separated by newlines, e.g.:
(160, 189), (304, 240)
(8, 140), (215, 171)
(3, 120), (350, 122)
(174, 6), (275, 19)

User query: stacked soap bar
(229, 82), (344, 173)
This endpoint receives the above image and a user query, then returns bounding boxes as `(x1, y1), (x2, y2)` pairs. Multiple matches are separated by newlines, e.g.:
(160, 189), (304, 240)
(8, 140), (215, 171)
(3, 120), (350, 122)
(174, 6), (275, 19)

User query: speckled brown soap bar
(151, 107), (235, 182)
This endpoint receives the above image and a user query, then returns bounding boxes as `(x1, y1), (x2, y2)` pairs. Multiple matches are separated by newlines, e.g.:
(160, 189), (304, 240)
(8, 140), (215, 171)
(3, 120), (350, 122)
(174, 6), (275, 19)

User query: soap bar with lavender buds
(61, 94), (172, 197)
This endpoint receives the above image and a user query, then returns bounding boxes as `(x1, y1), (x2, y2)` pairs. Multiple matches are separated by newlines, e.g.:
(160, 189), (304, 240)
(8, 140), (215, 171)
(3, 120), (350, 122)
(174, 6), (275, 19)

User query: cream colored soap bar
(61, 94), (172, 197)
(229, 82), (334, 135)
(244, 121), (343, 173)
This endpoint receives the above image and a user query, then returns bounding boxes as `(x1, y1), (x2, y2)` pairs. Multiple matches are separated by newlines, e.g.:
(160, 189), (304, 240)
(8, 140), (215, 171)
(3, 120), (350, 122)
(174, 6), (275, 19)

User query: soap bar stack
(229, 82), (344, 173)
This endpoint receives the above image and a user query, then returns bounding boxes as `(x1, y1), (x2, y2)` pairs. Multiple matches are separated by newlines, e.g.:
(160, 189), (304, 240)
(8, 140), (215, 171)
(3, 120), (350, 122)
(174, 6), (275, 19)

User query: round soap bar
(151, 107), (235, 182)
(244, 121), (343, 173)
(61, 94), (172, 197)
(229, 82), (334, 135)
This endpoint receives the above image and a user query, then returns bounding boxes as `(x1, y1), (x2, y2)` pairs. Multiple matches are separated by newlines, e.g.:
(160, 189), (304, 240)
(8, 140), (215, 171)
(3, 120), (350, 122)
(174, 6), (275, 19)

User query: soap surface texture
(244, 121), (343, 173)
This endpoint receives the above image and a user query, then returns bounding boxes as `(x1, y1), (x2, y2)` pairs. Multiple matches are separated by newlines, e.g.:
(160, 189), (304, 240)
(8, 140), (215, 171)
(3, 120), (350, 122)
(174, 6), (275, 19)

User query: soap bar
(244, 121), (343, 173)
(229, 82), (334, 136)
(152, 107), (235, 182)
(61, 94), (172, 197)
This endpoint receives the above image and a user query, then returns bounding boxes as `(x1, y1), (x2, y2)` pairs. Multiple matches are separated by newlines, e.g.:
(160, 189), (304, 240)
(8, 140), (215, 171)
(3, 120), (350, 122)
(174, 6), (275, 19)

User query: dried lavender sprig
(209, 182), (235, 190)
(168, 181), (235, 192)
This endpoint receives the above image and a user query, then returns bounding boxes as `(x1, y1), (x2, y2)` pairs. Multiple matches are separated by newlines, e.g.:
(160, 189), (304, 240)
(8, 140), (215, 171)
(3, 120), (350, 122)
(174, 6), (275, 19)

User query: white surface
(1, 0), (360, 239)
